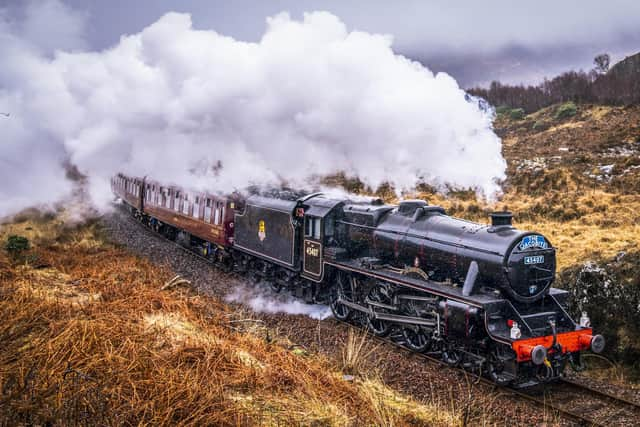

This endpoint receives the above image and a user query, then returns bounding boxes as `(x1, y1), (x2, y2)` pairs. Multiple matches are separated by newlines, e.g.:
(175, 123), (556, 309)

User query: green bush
(509, 108), (525, 120)
(532, 120), (549, 131)
(495, 105), (511, 115)
(555, 102), (577, 120)
(5, 235), (30, 261)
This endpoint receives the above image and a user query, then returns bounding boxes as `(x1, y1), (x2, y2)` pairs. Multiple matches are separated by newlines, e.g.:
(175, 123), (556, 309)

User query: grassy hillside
(406, 104), (640, 269)
(0, 215), (459, 426)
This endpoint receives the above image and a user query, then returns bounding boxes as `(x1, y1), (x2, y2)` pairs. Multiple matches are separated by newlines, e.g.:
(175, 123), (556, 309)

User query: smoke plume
(0, 1), (506, 217)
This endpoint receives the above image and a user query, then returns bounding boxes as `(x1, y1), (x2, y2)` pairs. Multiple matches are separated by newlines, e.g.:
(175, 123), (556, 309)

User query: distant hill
(468, 52), (640, 113)
(592, 52), (640, 105)
(608, 52), (640, 77)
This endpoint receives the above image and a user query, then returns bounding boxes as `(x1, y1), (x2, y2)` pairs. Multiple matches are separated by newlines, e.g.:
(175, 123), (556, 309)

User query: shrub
(509, 108), (525, 120)
(5, 235), (30, 262)
(555, 102), (577, 120)
(495, 105), (511, 115)
(532, 120), (549, 131)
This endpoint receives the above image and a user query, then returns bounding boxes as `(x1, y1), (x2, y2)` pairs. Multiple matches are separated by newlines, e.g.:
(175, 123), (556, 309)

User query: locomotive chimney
(490, 211), (513, 227)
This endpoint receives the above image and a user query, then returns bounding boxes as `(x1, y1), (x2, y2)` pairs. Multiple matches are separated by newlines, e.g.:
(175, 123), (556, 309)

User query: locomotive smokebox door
(303, 216), (323, 278)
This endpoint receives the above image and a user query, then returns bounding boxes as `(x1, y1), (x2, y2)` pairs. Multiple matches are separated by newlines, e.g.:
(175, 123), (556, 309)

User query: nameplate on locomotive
(519, 235), (547, 250)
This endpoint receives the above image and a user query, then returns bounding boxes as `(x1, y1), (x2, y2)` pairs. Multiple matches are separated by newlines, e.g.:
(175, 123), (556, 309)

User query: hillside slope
(0, 215), (459, 426)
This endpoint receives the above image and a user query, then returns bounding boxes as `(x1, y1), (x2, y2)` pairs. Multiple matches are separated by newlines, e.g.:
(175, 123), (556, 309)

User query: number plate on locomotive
(524, 255), (544, 265)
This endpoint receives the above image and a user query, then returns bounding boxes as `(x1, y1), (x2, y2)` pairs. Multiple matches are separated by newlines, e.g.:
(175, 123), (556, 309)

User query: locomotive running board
(337, 298), (436, 326)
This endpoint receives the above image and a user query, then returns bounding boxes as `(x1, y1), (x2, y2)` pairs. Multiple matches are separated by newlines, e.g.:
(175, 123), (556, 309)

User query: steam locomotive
(112, 173), (604, 387)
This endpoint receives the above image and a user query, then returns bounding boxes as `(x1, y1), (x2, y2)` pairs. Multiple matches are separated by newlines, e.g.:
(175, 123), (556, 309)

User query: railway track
(117, 205), (640, 426)
(330, 318), (640, 426)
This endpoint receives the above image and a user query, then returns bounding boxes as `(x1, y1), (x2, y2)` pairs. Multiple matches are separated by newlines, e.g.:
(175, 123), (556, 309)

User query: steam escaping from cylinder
(225, 282), (332, 320)
(0, 1), (506, 218)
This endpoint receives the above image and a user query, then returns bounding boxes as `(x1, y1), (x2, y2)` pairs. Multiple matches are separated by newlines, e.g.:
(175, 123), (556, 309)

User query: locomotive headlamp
(530, 345), (547, 365)
(509, 321), (522, 339)
(579, 311), (591, 328)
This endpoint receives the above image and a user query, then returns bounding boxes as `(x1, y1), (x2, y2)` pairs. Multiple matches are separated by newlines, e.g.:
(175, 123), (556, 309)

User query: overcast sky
(2, 0), (635, 87)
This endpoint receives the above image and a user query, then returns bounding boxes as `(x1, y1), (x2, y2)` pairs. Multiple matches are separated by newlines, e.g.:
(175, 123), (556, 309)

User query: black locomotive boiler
(113, 175), (605, 387)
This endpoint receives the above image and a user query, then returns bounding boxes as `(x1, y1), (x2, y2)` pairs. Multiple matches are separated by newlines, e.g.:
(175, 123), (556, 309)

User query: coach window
(204, 199), (212, 223)
(214, 202), (221, 225)
(193, 196), (200, 219)
(182, 194), (189, 215)
(174, 191), (180, 212)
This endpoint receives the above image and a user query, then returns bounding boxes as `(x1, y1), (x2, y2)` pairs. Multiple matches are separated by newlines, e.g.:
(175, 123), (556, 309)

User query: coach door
(303, 216), (323, 279)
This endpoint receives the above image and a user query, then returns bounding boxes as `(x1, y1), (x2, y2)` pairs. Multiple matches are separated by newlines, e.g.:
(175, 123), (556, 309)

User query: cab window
(305, 217), (321, 239)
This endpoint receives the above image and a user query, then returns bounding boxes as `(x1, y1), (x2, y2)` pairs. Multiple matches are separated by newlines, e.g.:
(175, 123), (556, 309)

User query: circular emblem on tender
(258, 220), (266, 242)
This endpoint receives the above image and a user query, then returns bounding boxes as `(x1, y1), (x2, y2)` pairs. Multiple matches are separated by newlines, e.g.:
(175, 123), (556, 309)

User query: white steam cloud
(0, 1), (506, 217)
(225, 282), (332, 320)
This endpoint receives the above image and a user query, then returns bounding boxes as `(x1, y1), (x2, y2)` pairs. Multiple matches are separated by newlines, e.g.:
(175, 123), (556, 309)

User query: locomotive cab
(298, 195), (344, 281)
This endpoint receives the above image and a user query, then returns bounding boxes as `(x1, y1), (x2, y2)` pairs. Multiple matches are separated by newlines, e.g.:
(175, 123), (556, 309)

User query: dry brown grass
(341, 328), (379, 376)
(405, 189), (640, 270)
(0, 217), (461, 426)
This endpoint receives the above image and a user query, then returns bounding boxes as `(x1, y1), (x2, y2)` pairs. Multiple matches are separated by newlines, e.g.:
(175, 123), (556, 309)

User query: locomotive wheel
(366, 284), (392, 337)
(269, 281), (282, 293)
(217, 252), (232, 273)
(487, 347), (512, 386)
(400, 300), (430, 352)
(330, 271), (353, 321)
(402, 326), (431, 352)
(442, 344), (463, 366)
